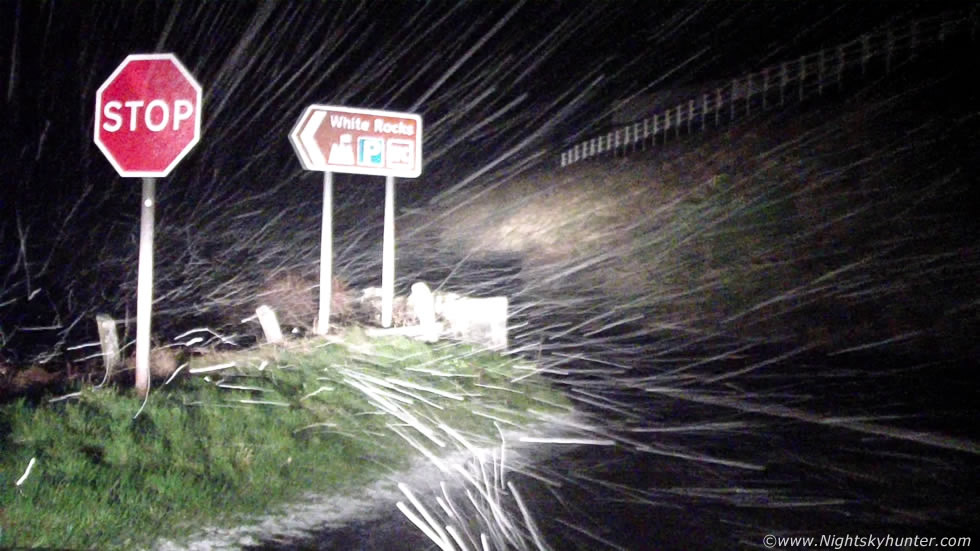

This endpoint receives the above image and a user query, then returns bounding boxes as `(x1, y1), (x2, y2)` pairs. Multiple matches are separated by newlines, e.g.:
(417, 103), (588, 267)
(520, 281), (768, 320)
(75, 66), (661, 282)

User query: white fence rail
(559, 9), (978, 168)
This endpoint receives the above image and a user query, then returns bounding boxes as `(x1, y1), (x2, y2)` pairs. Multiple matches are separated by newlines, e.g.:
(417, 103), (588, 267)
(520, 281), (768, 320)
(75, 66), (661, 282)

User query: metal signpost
(94, 53), (202, 396)
(289, 105), (422, 332)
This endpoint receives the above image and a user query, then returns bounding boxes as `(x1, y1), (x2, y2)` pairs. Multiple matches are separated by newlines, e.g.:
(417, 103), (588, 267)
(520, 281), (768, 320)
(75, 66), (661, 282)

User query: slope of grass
(416, 67), (980, 357)
(0, 329), (570, 549)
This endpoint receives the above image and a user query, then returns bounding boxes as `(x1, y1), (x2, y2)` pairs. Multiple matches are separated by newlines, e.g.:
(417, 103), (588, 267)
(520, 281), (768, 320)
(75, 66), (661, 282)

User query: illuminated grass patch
(0, 330), (569, 549)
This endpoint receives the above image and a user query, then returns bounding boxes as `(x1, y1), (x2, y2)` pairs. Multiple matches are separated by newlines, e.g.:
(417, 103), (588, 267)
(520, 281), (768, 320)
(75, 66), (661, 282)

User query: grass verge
(0, 328), (571, 549)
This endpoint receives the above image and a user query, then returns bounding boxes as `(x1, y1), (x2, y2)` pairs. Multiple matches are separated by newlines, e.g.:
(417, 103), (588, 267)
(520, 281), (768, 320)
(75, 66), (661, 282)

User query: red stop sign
(94, 54), (202, 177)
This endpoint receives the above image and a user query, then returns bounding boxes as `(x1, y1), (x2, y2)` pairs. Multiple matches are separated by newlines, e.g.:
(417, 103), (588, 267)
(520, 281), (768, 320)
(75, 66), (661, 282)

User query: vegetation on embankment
(0, 329), (570, 549)
(409, 68), (979, 358)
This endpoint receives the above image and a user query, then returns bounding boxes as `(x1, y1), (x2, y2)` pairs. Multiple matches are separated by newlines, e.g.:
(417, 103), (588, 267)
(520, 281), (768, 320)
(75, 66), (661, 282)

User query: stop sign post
(94, 54), (202, 396)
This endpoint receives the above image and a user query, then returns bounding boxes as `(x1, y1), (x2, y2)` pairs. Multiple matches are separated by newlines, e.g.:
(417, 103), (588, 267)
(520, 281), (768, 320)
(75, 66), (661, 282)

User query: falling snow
(2, 2), (979, 550)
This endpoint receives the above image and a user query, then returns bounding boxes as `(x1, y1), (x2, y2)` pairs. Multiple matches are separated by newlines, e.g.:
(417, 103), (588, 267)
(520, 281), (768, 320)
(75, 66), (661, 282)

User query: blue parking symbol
(358, 137), (385, 167)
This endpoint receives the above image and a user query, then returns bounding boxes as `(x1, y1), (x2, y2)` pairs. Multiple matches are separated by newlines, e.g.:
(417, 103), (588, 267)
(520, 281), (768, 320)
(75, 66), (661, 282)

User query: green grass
(0, 329), (571, 549)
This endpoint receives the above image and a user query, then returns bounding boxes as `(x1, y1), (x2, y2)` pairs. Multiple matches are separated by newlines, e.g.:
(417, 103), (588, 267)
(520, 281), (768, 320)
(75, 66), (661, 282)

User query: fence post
(745, 76), (753, 116)
(95, 314), (120, 381)
(702, 93), (709, 131)
(715, 88), (722, 126)
(837, 46), (845, 91)
(762, 68), (769, 110)
(799, 55), (807, 101)
(818, 49), (826, 95)
(675, 104), (681, 138)
(653, 113), (659, 145)
(730, 80), (737, 122)
(780, 63), (788, 106)
(688, 100), (694, 134)
(256, 305), (284, 344)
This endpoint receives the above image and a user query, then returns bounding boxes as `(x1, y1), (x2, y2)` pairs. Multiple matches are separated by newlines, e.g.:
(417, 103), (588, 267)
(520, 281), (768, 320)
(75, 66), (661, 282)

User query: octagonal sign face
(94, 54), (202, 178)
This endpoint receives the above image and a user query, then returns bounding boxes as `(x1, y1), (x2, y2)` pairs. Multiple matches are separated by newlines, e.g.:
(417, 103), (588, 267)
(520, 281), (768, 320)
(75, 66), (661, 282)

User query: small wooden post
(256, 305), (284, 344)
(409, 282), (439, 343)
(96, 314), (120, 380)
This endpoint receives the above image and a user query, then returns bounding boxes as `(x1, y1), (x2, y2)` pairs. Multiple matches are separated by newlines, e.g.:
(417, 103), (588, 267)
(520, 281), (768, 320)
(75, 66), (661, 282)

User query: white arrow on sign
(299, 110), (329, 169)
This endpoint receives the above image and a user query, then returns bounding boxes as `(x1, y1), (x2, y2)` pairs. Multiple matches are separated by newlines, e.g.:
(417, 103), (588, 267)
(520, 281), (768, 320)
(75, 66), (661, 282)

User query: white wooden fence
(560, 9), (978, 168)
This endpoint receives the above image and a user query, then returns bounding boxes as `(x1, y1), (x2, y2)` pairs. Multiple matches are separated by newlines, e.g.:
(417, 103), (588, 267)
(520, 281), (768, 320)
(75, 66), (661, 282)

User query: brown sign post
(289, 105), (423, 331)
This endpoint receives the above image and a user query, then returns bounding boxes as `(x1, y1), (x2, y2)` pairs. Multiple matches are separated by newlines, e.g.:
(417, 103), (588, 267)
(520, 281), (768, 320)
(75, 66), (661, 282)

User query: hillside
(404, 63), (979, 361)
